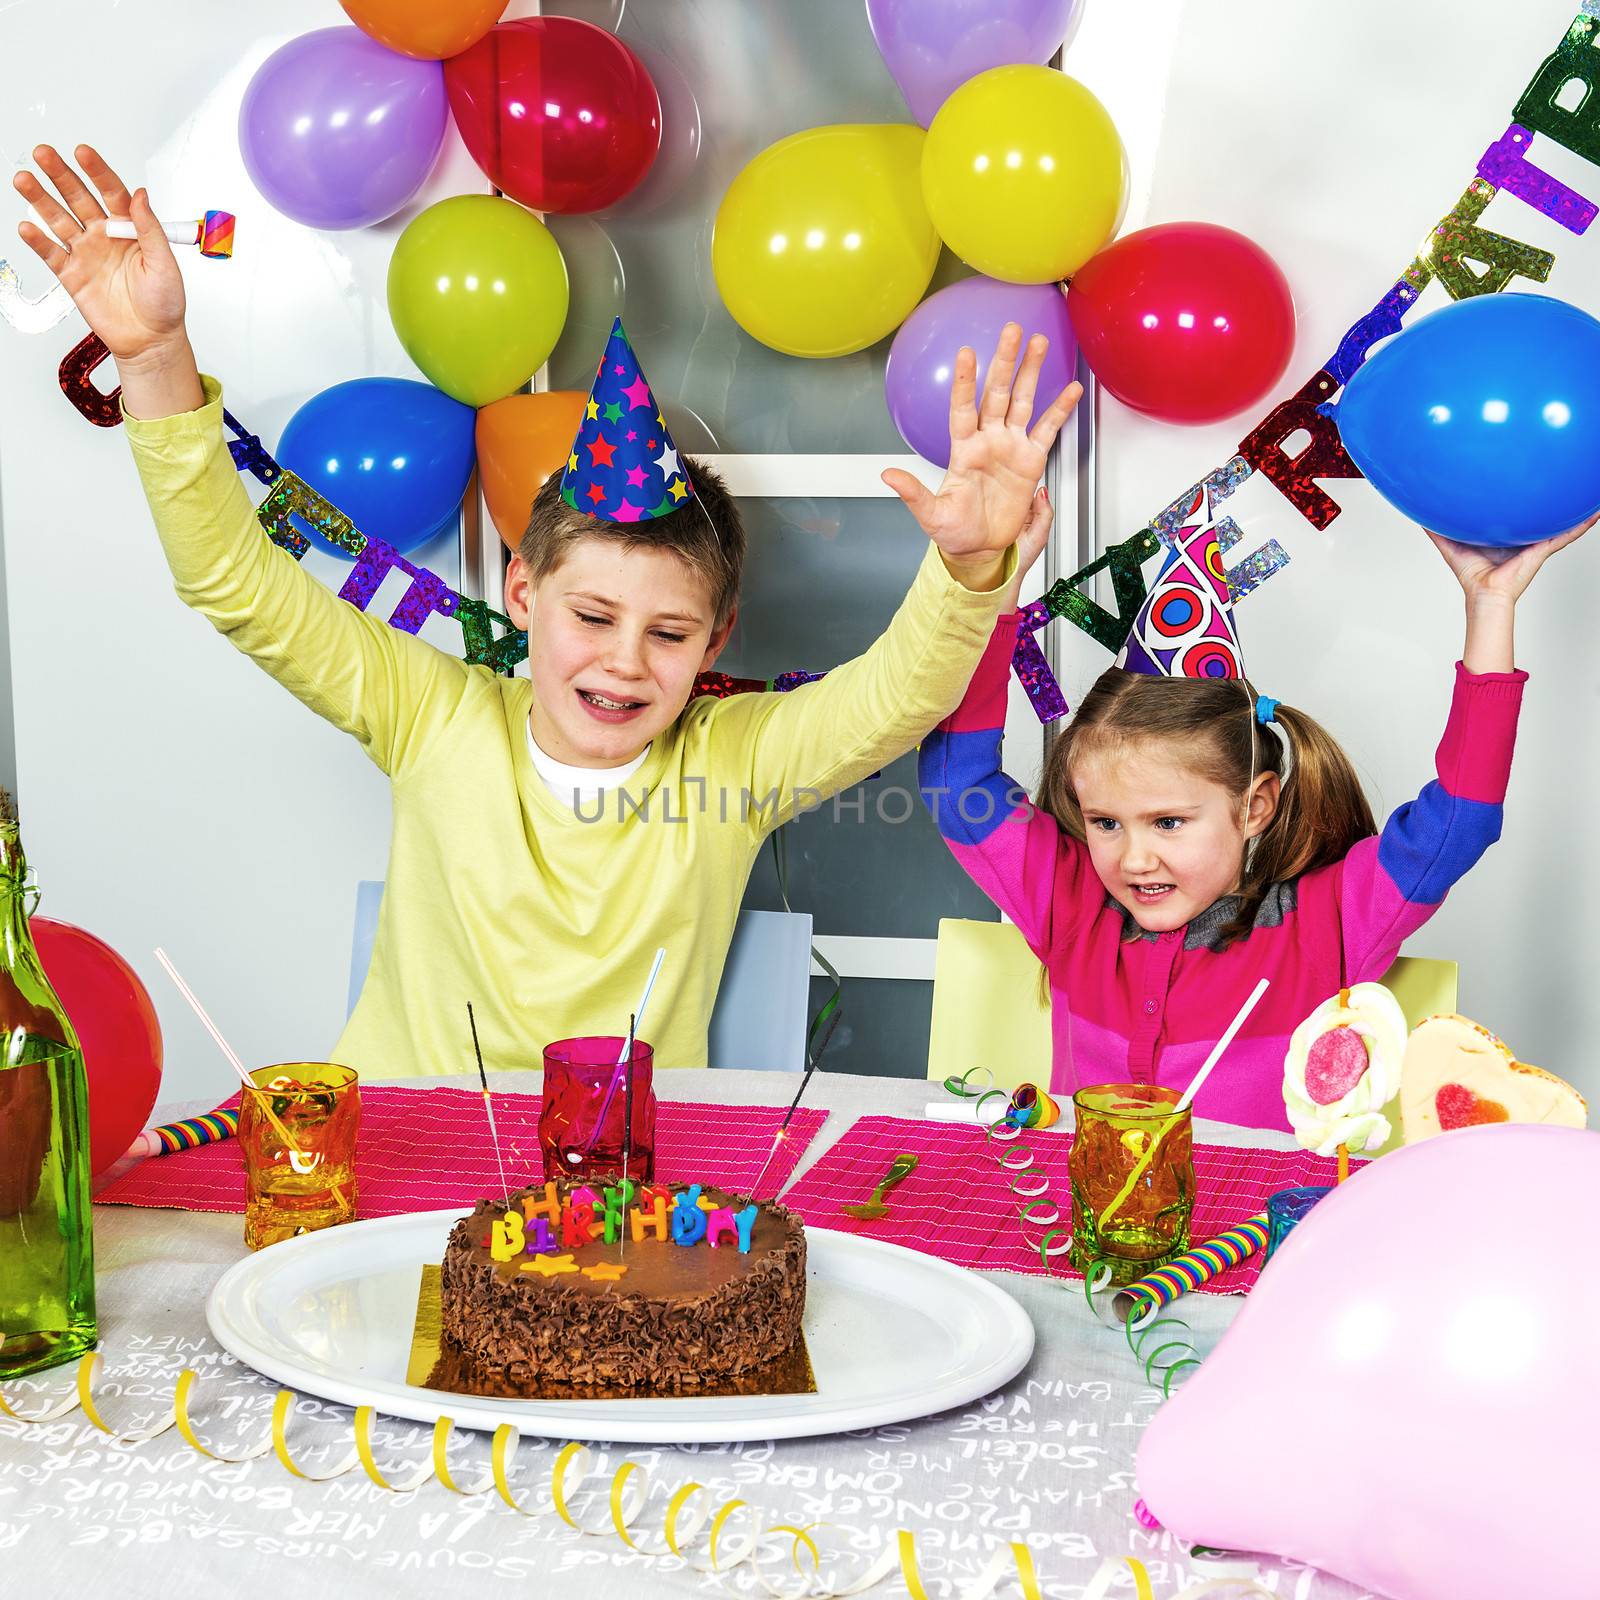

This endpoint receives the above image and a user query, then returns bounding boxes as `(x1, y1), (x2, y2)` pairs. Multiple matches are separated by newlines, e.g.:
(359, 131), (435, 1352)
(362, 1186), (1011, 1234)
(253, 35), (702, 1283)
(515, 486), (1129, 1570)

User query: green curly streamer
(946, 1070), (1203, 1398)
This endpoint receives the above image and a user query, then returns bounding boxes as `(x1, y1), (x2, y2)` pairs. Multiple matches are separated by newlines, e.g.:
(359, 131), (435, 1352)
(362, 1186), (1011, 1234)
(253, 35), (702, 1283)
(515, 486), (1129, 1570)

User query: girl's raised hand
(13, 144), (188, 366)
(1426, 509), (1599, 606)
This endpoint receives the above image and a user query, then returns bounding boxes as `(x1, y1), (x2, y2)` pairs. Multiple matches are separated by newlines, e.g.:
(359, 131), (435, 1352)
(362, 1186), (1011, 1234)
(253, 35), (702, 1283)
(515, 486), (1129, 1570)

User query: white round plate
(206, 1209), (1035, 1443)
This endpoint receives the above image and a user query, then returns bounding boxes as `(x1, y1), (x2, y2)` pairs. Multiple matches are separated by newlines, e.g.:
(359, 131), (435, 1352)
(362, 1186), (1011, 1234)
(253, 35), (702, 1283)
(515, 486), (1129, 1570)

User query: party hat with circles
(1116, 515), (1245, 680)
(559, 317), (696, 523)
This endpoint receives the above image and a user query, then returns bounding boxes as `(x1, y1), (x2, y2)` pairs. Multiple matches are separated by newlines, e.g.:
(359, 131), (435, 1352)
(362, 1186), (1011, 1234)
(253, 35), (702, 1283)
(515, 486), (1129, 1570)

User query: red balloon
(1068, 222), (1296, 424)
(33, 919), (163, 1177)
(444, 17), (661, 214)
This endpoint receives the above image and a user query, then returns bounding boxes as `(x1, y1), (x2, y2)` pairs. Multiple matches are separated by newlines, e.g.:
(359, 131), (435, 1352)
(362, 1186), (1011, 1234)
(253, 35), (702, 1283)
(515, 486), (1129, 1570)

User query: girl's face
(1071, 743), (1278, 933)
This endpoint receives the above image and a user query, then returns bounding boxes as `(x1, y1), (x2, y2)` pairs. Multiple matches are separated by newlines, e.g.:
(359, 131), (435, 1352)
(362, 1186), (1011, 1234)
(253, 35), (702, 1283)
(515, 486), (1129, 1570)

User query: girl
(919, 503), (1591, 1131)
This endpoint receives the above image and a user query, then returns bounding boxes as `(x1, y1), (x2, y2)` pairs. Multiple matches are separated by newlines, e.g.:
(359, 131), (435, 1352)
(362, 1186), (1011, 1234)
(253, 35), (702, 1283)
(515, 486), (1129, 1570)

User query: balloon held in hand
(1334, 292), (1600, 547)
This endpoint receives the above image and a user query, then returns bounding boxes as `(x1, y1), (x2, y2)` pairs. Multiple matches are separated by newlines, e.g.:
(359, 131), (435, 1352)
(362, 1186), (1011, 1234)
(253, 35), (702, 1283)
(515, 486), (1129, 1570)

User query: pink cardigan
(918, 614), (1527, 1132)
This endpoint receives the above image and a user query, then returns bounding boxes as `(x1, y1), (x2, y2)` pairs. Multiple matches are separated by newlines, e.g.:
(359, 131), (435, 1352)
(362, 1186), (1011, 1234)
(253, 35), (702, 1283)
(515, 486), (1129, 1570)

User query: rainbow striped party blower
(124, 1106), (240, 1159)
(1112, 1213), (1270, 1322)
(105, 208), (235, 258)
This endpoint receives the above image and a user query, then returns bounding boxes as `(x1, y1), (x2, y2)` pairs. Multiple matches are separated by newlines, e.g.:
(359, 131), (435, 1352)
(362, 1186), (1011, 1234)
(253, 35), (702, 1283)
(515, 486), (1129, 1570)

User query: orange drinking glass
(238, 1064), (360, 1250)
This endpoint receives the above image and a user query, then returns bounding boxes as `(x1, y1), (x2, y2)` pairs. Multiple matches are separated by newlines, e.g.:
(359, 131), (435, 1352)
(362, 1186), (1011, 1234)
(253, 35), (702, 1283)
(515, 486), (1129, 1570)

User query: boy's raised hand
(882, 323), (1082, 592)
(14, 145), (191, 374)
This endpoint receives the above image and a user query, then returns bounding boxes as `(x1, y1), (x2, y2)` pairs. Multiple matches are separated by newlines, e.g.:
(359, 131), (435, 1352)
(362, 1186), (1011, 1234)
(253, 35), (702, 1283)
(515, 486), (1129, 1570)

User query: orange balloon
(338, 0), (510, 60)
(476, 391), (588, 552)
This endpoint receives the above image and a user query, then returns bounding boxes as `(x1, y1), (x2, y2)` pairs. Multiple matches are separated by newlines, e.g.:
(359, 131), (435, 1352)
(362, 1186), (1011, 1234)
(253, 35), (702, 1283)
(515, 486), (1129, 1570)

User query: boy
(15, 144), (1078, 1073)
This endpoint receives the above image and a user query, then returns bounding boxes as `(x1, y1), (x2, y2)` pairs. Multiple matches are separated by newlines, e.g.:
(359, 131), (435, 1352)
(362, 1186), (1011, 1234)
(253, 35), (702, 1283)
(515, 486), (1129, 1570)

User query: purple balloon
(885, 278), (1078, 466)
(866, 0), (1085, 127)
(239, 28), (447, 230)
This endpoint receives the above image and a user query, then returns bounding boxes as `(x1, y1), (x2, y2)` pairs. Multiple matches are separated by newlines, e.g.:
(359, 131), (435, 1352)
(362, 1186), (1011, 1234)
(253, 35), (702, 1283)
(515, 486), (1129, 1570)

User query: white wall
(3, 0), (1596, 1102)
(1060, 0), (1600, 1093)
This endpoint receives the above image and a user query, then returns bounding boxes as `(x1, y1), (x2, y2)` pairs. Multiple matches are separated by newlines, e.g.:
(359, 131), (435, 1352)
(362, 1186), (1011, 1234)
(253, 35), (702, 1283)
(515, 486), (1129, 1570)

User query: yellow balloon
(713, 124), (940, 359)
(922, 66), (1126, 284)
(387, 195), (569, 407)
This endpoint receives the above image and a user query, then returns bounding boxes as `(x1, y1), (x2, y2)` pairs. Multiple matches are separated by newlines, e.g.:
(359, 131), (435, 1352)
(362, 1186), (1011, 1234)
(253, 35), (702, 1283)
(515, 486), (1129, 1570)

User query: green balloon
(387, 196), (569, 407)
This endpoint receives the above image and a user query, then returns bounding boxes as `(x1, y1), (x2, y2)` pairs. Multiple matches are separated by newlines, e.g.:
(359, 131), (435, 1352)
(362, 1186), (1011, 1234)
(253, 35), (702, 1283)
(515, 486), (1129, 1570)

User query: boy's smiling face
(1071, 743), (1278, 933)
(507, 535), (735, 768)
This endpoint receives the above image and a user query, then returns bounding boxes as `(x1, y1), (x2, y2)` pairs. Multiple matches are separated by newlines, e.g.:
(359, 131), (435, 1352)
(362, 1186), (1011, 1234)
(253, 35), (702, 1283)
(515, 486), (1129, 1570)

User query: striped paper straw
(126, 1107), (240, 1160)
(1112, 1212), (1270, 1321)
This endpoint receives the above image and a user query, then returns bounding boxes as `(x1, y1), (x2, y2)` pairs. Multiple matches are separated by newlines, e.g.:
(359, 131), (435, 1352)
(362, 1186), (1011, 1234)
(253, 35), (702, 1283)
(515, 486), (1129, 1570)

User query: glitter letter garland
(1326, 279), (1425, 387)
(455, 596), (530, 675)
(256, 470), (363, 560)
(1477, 124), (1598, 232)
(1036, 527), (1162, 655)
(1010, 622), (1070, 722)
(1237, 371), (1363, 530)
(0, 256), (76, 333)
(58, 332), (122, 428)
(1515, 15), (1600, 168)
(1409, 178), (1555, 301)
(224, 411), (281, 488)
(337, 537), (458, 634)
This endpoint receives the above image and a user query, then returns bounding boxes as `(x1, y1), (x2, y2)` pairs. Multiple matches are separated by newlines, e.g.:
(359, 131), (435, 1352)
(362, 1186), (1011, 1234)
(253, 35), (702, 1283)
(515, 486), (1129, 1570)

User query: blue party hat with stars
(559, 318), (696, 523)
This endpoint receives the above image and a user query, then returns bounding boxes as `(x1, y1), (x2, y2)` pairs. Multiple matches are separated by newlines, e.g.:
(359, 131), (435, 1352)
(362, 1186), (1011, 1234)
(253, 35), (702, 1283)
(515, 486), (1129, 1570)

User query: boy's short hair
(519, 455), (746, 629)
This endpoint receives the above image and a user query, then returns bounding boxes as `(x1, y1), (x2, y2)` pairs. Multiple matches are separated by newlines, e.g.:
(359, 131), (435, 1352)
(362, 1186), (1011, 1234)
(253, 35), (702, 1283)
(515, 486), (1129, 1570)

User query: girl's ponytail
(1218, 699), (1377, 946)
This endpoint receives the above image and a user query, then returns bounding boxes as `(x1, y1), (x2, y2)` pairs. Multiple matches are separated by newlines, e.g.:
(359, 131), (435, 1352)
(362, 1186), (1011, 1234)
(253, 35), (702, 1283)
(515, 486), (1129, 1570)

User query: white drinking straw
(618, 948), (665, 1066)
(1096, 978), (1271, 1233)
(153, 947), (305, 1158)
(154, 947), (253, 1084)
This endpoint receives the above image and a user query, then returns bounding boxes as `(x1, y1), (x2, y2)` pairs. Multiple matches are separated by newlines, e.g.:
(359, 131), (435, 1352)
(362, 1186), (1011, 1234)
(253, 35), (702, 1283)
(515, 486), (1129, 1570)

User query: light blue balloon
(1334, 293), (1600, 548)
(277, 378), (476, 560)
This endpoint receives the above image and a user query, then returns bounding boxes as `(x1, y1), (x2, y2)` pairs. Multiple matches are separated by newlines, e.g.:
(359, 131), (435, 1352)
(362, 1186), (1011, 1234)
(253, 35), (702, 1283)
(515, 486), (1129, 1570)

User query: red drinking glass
(540, 1036), (655, 1182)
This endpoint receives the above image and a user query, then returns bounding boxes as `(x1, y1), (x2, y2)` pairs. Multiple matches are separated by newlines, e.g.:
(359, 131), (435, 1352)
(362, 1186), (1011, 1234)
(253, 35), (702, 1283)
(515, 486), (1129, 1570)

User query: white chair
(348, 882), (814, 1071)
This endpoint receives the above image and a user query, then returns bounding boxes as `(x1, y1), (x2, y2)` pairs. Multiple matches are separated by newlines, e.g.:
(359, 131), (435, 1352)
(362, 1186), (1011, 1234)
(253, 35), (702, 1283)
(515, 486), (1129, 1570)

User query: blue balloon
(1334, 293), (1600, 548)
(276, 378), (476, 560)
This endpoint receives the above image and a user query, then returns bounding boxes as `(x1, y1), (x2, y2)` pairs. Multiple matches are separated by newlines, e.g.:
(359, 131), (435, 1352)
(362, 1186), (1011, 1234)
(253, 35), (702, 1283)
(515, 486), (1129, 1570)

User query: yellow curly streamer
(0, 1354), (1264, 1596)
(4, 1354), (1280, 1597)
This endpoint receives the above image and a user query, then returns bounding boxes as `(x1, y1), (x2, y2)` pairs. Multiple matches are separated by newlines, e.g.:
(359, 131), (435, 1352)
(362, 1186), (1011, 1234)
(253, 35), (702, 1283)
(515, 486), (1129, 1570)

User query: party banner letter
(1514, 16), (1600, 169)
(224, 411), (283, 488)
(1412, 179), (1554, 301)
(255, 471), (365, 561)
(336, 537), (455, 635)
(1238, 371), (1362, 530)
(455, 597), (529, 676)
(58, 332), (122, 428)
(1040, 528), (1162, 654)
(1477, 123), (1598, 232)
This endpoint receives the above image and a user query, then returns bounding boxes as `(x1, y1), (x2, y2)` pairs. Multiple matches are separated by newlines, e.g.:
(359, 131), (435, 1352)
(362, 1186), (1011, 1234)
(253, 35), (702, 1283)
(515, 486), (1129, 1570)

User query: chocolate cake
(438, 1180), (807, 1394)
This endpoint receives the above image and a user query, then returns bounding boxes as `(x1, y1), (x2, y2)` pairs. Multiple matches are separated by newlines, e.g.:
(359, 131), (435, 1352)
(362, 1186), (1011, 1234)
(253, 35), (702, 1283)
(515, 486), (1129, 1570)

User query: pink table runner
(96, 1087), (829, 1218)
(779, 1115), (1349, 1296)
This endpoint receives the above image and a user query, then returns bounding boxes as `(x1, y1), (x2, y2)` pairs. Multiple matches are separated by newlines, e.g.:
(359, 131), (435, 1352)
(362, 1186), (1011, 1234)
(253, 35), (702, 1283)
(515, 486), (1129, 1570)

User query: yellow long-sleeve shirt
(125, 378), (1012, 1075)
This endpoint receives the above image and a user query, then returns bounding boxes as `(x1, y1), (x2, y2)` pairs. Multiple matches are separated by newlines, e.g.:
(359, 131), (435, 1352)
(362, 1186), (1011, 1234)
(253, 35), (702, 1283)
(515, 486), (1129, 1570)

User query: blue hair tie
(1255, 695), (1280, 726)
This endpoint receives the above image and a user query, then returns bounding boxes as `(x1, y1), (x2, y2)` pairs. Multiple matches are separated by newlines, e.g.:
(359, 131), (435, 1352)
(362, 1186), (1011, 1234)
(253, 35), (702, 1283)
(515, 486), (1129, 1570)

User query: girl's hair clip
(1255, 695), (1280, 726)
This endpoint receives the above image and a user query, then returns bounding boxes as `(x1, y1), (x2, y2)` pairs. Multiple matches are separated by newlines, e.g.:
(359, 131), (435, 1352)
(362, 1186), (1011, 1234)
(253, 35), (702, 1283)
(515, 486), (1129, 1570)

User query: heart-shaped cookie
(1401, 1014), (1586, 1143)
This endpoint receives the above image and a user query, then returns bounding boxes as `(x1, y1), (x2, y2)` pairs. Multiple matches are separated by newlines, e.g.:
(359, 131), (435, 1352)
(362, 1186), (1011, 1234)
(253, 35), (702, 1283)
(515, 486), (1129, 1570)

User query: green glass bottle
(0, 787), (96, 1377)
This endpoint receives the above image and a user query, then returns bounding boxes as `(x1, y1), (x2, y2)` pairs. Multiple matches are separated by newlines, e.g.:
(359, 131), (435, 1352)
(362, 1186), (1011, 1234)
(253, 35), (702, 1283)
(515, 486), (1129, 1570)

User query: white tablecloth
(0, 1070), (1360, 1599)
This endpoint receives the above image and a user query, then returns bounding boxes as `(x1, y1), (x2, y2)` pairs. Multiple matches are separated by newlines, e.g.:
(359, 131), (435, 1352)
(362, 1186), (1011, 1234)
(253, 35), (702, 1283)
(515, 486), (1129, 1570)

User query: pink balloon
(1138, 1124), (1600, 1599)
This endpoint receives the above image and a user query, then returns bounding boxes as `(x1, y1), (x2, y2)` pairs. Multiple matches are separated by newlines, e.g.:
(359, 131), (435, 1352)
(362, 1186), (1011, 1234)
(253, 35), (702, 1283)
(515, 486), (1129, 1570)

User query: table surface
(0, 1070), (1363, 1600)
